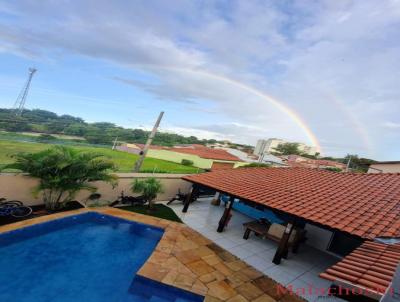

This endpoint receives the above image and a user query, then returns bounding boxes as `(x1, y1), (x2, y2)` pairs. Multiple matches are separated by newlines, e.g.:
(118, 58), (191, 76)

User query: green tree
(343, 154), (376, 173)
(323, 167), (342, 172)
(273, 143), (302, 155)
(240, 162), (271, 168)
(2, 146), (118, 210)
(131, 178), (164, 210)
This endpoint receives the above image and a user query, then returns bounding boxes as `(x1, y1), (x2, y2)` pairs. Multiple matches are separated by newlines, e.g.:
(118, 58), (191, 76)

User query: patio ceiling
(182, 167), (400, 239)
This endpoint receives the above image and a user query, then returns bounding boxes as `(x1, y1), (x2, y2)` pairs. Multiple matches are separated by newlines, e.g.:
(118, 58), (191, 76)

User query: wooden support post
(217, 195), (235, 233)
(272, 221), (295, 265)
(182, 185), (198, 213)
(291, 224), (304, 254)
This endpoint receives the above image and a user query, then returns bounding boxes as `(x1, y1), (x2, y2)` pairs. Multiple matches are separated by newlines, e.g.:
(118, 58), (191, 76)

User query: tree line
(0, 108), (220, 146)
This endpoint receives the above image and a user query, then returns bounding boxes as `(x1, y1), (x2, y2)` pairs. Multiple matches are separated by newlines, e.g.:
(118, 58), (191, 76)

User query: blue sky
(0, 1), (399, 159)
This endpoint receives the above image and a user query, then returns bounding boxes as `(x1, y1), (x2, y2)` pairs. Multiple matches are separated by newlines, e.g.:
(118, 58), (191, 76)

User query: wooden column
(272, 221), (295, 265)
(182, 184), (199, 213)
(217, 195), (235, 232)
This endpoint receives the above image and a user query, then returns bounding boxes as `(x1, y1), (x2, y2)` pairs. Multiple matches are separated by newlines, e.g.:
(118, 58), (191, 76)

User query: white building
(368, 161), (400, 173)
(254, 138), (318, 156)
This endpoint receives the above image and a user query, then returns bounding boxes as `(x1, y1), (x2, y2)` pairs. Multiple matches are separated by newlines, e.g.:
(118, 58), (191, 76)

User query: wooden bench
(243, 220), (271, 239)
(243, 220), (306, 254)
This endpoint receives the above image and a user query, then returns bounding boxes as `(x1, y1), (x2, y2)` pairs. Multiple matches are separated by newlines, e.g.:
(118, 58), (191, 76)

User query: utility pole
(346, 156), (352, 172)
(13, 68), (37, 116)
(112, 136), (118, 150)
(133, 111), (164, 172)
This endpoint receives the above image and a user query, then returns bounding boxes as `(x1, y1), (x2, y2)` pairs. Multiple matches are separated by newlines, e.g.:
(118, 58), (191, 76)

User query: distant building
(117, 143), (244, 170)
(115, 143), (143, 155)
(116, 143), (163, 155)
(368, 161), (400, 173)
(285, 155), (346, 170)
(254, 138), (318, 156)
(259, 153), (287, 166)
(206, 140), (231, 149)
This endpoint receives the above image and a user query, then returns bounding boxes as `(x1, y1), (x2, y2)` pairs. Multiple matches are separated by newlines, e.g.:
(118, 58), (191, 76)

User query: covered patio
(169, 198), (342, 302)
(173, 167), (400, 301)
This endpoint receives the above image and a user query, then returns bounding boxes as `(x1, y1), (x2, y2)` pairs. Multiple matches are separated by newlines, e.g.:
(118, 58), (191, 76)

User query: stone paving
(168, 199), (345, 302)
(0, 207), (305, 302)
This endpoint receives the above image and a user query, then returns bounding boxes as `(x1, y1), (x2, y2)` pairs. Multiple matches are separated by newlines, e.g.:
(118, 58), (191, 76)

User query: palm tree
(131, 178), (164, 210)
(3, 146), (118, 210)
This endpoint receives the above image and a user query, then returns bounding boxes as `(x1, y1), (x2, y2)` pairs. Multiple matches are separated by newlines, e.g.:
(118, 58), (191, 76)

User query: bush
(240, 162), (271, 168)
(2, 146), (118, 210)
(323, 167), (342, 172)
(181, 159), (194, 166)
(131, 177), (164, 210)
(36, 134), (57, 143)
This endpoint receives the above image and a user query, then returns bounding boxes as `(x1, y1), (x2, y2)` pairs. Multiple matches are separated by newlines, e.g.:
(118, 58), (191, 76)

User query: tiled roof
(182, 168), (400, 239)
(320, 241), (400, 296)
(169, 146), (241, 161)
(133, 143), (241, 161)
(286, 155), (346, 169)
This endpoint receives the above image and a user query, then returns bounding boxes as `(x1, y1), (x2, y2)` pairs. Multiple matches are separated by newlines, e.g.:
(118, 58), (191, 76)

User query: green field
(0, 140), (201, 174)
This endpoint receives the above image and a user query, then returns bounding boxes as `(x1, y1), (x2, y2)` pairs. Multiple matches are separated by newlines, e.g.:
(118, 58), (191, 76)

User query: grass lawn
(0, 140), (201, 174)
(119, 204), (183, 223)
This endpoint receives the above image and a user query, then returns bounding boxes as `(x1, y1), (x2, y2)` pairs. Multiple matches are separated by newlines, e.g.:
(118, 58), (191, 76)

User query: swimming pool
(0, 212), (204, 302)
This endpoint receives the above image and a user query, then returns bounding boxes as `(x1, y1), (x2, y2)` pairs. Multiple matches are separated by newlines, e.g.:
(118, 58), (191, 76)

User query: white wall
(0, 173), (192, 206)
(368, 163), (400, 173)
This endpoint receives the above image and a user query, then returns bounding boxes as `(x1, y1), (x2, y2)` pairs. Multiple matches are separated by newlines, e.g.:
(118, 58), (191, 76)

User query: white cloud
(0, 0), (399, 158)
(382, 122), (400, 129)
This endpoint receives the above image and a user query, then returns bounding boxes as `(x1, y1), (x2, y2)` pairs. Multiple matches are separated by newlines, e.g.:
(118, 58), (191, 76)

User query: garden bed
(117, 204), (182, 223)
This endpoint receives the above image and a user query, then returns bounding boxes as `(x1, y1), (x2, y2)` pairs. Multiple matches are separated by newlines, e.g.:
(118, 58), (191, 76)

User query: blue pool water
(0, 212), (204, 302)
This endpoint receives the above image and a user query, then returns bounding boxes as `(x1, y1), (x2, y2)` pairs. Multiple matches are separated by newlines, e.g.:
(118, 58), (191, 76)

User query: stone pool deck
(0, 207), (304, 302)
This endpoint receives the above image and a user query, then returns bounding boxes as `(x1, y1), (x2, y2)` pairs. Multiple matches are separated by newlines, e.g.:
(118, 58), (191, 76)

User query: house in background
(368, 161), (400, 173)
(258, 153), (287, 166)
(254, 138), (318, 156)
(153, 144), (244, 170)
(117, 143), (245, 170)
(285, 154), (346, 170)
(116, 143), (165, 154)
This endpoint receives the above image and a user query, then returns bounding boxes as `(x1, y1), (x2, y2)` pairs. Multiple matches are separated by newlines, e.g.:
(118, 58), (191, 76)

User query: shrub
(181, 159), (194, 166)
(323, 167), (342, 172)
(36, 134), (57, 143)
(131, 178), (164, 210)
(240, 162), (271, 168)
(2, 146), (118, 210)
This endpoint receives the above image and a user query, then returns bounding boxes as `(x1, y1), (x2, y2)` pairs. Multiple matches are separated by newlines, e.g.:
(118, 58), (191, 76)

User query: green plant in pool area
(2, 146), (118, 211)
(131, 177), (164, 210)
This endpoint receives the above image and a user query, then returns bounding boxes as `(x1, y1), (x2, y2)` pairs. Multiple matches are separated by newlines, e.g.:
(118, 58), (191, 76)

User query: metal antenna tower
(13, 68), (37, 116)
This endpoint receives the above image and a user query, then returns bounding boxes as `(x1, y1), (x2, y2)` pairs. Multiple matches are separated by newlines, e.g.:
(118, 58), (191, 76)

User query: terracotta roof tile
(183, 168), (400, 239)
(320, 241), (400, 296)
(169, 146), (241, 161)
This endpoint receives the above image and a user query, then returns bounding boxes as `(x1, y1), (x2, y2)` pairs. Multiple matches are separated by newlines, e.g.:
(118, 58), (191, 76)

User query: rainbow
(323, 92), (371, 153)
(144, 66), (322, 153)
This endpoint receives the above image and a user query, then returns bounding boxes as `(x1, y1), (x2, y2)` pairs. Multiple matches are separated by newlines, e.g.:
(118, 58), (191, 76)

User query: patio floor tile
(169, 199), (346, 301)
